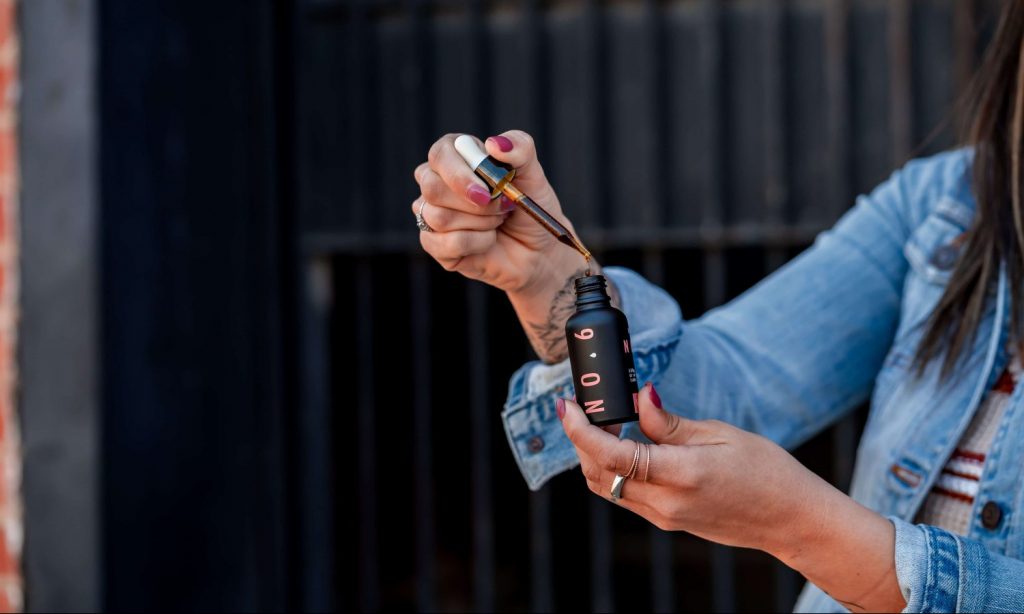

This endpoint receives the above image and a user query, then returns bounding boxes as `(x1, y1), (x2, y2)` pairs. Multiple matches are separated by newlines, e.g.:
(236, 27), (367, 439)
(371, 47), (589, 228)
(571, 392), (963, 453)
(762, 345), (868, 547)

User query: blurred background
(5, 0), (1006, 611)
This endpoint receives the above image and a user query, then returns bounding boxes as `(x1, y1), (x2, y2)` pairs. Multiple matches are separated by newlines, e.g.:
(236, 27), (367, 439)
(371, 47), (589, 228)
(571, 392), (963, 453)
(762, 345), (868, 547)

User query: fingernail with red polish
(499, 195), (517, 213)
(650, 384), (663, 409)
(489, 135), (514, 152)
(467, 184), (492, 207)
(556, 398), (566, 421)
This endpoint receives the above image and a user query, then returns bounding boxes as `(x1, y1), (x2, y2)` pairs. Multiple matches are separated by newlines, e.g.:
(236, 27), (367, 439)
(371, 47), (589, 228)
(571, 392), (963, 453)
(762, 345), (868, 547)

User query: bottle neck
(573, 274), (612, 310)
(575, 289), (611, 310)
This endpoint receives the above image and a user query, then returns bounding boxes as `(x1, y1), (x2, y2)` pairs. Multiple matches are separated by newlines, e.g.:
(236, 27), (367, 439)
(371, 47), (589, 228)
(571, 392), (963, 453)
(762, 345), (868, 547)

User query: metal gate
(292, 0), (1000, 611)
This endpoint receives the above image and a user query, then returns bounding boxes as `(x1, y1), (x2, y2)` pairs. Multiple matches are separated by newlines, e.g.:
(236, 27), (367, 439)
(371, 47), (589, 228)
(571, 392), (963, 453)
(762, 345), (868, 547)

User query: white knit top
(914, 353), (1019, 534)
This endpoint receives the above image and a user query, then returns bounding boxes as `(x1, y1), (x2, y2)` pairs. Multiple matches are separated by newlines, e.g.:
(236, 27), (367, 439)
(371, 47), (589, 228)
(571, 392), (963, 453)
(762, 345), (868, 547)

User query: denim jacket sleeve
(502, 152), (957, 491)
(891, 517), (1024, 613)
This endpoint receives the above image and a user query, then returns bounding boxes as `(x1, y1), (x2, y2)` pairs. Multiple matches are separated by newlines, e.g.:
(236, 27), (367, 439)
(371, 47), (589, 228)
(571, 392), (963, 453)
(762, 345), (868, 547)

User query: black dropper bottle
(564, 274), (639, 426)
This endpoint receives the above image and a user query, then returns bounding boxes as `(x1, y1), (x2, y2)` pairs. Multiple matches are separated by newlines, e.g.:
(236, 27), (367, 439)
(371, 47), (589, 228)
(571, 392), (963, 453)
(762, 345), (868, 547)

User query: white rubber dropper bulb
(454, 135), (488, 170)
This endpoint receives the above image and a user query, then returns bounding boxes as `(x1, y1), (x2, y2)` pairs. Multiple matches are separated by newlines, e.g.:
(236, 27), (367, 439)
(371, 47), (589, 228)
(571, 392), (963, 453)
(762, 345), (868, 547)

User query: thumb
(483, 130), (557, 206)
(559, 397), (625, 458)
(638, 383), (699, 445)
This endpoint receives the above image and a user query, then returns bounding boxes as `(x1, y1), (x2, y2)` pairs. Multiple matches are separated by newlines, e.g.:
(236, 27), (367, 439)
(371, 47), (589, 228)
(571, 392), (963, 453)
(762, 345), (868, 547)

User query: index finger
(427, 134), (505, 214)
(561, 398), (639, 477)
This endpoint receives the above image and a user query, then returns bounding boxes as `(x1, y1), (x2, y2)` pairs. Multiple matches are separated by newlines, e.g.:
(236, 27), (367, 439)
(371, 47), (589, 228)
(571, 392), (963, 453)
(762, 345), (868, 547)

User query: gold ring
(612, 441), (641, 501)
(643, 444), (652, 482)
(626, 441), (641, 479)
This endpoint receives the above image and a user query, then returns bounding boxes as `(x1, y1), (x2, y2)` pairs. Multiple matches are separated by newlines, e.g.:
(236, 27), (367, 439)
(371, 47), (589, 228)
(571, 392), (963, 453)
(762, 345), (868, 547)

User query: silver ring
(610, 474), (627, 501)
(415, 199), (434, 233)
(612, 441), (641, 501)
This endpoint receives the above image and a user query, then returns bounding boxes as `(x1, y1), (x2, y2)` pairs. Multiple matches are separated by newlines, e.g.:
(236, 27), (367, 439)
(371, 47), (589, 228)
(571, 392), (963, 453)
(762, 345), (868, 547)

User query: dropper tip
(572, 238), (592, 262)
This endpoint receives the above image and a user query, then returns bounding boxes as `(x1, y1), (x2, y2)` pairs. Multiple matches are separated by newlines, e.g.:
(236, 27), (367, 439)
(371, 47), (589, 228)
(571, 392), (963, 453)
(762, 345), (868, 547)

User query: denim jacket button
(527, 436), (545, 453)
(930, 244), (959, 270)
(981, 501), (1003, 529)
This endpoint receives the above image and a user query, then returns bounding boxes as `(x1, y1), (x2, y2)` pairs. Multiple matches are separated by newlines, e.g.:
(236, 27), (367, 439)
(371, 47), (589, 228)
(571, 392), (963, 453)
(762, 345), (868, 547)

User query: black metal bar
(468, 282), (497, 611)
(649, 526), (675, 613)
(774, 563), (800, 613)
(464, 1), (497, 608)
(952, 0), (977, 103)
(700, 0), (727, 310)
(710, 545), (736, 613)
(410, 257), (437, 611)
(466, 0), (487, 132)
(641, 0), (668, 292)
(407, 0), (438, 608)
(348, 1), (379, 608)
(349, 0), (372, 232)
(355, 258), (380, 611)
(568, 0), (597, 232)
(525, 308), (554, 609)
(524, 0), (546, 147)
(586, 0), (611, 229)
(529, 487), (555, 612)
(832, 414), (859, 493)
(888, 0), (913, 164)
(637, 0), (667, 233)
(589, 499), (614, 612)
(275, 0), (306, 607)
(762, 0), (787, 273)
(825, 0), (850, 221)
(299, 257), (336, 611)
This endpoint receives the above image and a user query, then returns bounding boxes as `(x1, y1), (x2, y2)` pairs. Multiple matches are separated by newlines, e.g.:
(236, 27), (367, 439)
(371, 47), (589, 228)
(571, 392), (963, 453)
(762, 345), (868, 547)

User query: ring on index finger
(415, 199), (435, 233)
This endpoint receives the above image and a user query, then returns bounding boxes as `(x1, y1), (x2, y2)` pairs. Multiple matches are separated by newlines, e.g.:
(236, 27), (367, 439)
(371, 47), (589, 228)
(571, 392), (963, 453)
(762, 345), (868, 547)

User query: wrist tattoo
(525, 266), (621, 364)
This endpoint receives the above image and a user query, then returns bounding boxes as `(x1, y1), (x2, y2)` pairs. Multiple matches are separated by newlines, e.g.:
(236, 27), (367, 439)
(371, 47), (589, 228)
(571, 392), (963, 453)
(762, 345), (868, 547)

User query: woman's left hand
(558, 383), (825, 551)
(557, 384), (906, 613)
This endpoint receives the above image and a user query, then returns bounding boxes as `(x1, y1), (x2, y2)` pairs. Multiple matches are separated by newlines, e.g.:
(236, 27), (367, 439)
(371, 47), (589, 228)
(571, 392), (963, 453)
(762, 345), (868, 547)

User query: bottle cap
(454, 135), (488, 170)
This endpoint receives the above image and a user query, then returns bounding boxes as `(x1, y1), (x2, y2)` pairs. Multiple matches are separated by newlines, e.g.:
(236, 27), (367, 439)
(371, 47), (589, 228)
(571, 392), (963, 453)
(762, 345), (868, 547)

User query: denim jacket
(502, 149), (1024, 612)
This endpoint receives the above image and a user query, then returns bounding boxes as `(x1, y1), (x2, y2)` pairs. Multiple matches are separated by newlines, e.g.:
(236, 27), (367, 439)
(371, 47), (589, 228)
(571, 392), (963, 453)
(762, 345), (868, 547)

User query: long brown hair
(915, 1), (1024, 377)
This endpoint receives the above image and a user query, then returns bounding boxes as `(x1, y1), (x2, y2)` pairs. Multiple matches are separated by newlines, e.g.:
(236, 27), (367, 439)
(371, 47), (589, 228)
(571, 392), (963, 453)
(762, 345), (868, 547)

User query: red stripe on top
(932, 486), (975, 504)
(941, 468), (980, 481)
(953, 448), (986, 463)
(994, 368), (1017, 394)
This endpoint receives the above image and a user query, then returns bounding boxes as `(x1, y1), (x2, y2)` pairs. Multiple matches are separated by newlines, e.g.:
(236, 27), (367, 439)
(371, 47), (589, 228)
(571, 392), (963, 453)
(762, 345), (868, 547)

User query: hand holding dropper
(453, 135), (593, 272)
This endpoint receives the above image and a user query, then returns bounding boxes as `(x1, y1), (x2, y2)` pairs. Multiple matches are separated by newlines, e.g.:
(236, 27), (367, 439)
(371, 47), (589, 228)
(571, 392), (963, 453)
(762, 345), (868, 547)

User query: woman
(411, 3), (1024, 611)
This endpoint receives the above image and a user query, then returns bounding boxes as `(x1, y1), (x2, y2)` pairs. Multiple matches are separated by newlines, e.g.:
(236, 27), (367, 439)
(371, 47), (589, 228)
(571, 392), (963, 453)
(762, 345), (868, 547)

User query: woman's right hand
(414, 129), (606, 363)
(412, 130), (584, 300)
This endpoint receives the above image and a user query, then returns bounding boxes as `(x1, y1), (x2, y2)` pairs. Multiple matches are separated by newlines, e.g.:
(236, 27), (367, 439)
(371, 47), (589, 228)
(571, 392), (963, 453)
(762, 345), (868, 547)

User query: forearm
(507, 251), (620, 364)
(772, 478), (904, 612)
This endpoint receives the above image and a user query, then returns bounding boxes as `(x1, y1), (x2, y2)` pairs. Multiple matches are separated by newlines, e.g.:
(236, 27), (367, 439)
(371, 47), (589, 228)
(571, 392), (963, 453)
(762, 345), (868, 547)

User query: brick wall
(0, 0), (19, 611)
